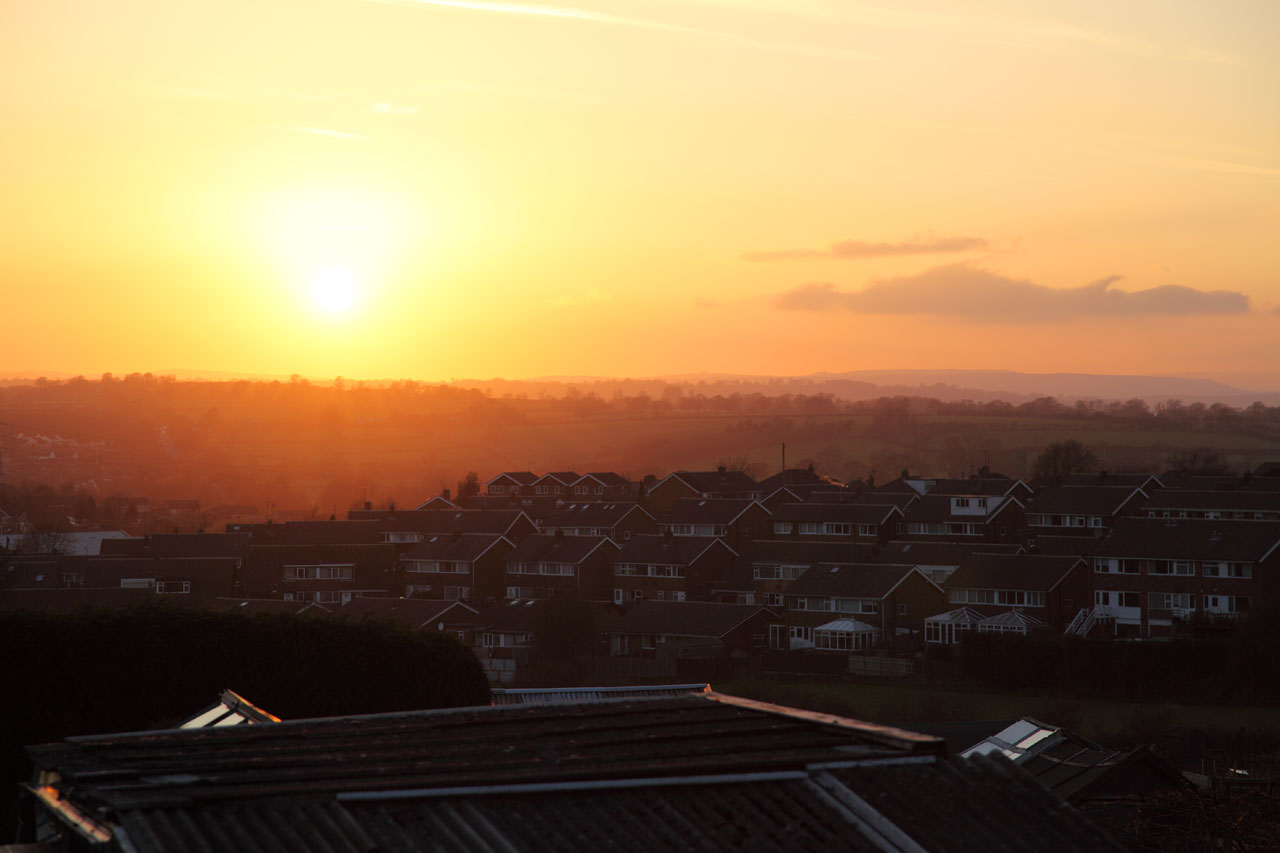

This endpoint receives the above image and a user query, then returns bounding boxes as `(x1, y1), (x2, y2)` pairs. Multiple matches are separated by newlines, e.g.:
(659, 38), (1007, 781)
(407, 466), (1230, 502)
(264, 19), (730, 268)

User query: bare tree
(1031, 440), (1098, 485)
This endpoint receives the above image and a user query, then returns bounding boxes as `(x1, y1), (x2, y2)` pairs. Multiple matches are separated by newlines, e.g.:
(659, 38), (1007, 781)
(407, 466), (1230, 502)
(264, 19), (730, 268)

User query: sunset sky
(3, 0), (1278, 386)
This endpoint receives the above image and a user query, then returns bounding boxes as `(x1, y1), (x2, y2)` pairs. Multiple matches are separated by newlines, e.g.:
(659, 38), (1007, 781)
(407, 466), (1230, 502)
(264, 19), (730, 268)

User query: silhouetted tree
(456, 470), (481, 502)
(1031, 440), (1098, 484)
(1165, 447), (1233, 475)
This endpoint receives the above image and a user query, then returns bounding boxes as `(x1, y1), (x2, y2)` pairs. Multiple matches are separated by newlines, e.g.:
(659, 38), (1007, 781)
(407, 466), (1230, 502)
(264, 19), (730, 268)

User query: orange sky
(3, 0), (1278, 386)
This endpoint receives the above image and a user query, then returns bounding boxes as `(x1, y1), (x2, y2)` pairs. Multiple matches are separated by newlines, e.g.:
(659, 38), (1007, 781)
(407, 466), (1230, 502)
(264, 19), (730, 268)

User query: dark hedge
(0, 603), (490, 823)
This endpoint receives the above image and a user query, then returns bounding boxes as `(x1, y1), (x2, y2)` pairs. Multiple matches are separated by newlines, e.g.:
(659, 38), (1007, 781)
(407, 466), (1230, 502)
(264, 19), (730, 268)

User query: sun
(310, 268), (359, 313)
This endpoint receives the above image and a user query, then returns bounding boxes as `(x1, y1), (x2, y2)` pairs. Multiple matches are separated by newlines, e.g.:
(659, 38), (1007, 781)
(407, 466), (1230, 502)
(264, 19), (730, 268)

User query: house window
(858, 524), (877, 537)
(633, 589), (643, 601)
(955, 498), (970, 508)
(491, 485), (505, 495)
(773, 522), (794, 535)
(799, 522), (821, 535)
(768, 624), (786, 649)
(1203, 562), (1252, 579)
(595, 486), (605, 495)
(613, 588), (624, 604)
(155, 580), (190, 594)
(898, 603), (907, 616)
(822, 522), (852, 536)
(444, 585), (470, 600)
(405, 584), (432, 596)
(623, 530), (632, 541)
(575, 485), (589, 495)
(536, 485), (549, 495)
(764, 592), (783, 607)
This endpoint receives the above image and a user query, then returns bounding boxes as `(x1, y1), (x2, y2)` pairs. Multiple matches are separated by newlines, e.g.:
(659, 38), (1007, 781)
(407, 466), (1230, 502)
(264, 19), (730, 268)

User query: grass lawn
(716, 676), (1280, 746)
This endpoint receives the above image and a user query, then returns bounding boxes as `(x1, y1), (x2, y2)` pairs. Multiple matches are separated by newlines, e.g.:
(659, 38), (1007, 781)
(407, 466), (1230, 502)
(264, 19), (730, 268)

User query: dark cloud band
(775, 264), (1251, 320)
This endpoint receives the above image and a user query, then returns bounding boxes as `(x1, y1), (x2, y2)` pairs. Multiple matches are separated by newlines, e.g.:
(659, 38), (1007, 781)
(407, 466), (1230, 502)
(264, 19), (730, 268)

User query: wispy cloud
(643, 1), (1240, 65)
(370, 102), (421, 116)
(368, 0), (876, 60)
(745, 235), (988, 262)
(775, 264), (1251, 321)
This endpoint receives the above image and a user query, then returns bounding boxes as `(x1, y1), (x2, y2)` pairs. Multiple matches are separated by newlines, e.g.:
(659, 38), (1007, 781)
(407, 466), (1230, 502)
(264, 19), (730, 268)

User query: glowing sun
(310, 269), (358, 313)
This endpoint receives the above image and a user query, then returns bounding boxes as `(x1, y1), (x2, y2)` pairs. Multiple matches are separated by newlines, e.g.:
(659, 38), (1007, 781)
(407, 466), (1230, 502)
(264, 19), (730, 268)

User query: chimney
(442, 488), (451, 501)
(717, 465), (727, 474)
(363, 501), (372, 511)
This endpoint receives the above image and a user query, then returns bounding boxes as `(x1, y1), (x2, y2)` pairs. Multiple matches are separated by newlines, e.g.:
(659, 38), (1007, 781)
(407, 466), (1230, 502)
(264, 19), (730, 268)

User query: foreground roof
(25, 693), (1122, 852)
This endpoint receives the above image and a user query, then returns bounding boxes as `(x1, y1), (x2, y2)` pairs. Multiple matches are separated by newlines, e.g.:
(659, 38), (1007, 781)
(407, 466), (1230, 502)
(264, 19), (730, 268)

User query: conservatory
(923, 606), (985, 645)
(975, 609), (1046, 636)
(813, 619), (880, 651)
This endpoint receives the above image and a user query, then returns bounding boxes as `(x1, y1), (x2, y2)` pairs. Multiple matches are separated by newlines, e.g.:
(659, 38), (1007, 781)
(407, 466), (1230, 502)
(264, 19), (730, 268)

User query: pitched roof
(25, 695), (1121, 852)
(1063, 472), (1162, 489)
(754, 467), (826, 493)
(536, 471), (581, 485)
(785, 564), (935, 599)
(470, 599), (618, 633)
(612, 534), (736, 565)
(906, 494), (1020, 522)
(770, 502), (901, 525)
(874, 541), (1022, 566)
(485, 471), (538, 486)
(400, 533), (512, 563)
(1035, 518), (1280, 562)
(504, 534), (617, 565)
(348, 509), (532, 537)
(336, 597), (478, 628)
(654, 469), (759, 495)
(604, 601), (775, 637)
(539, 502), (651, 529)
(147, 533), (253, 559)
(575, 472), (630, 487)
(945, 554), (1085, 592)
(658, 498), (764, 526)
(1026, 486), (1145, 516)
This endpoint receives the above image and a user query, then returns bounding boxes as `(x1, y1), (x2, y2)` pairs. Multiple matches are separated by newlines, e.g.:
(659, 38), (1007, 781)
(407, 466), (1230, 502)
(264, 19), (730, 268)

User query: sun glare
(310, 269), (359, 313)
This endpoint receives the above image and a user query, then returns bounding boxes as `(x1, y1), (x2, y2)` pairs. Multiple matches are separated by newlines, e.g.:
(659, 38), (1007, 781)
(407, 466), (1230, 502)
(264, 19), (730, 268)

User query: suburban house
(768, 502), (903, 545)
(644, 468), (760, 512)
(709, 539), (875, 607)
(503, 533), (619, 600)
(902, 493), (1024, 543)
(536, 501), (657, 542)
(1023, 486), (1147, 536)
(485, 471), (539, 496)
(610, 534), (738, 603)
(531, 471), (580, 496)
(783, 563), (945, 652)
(1, 554), (240, 605)
(336, 597), (479, 646)
(571, 472), (633, 499)
(1137, 489), (1280, 522)
(398, 533), (515, 601)
(939, 553), (1091, 635)
(1040, 518), (1280, 638)
(242, 543), (397, 604)
(604, 601), (776, 659)
(346, 508), (538, 546)
(655, 498), (770, 552)
(470, 599), (621, 683)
